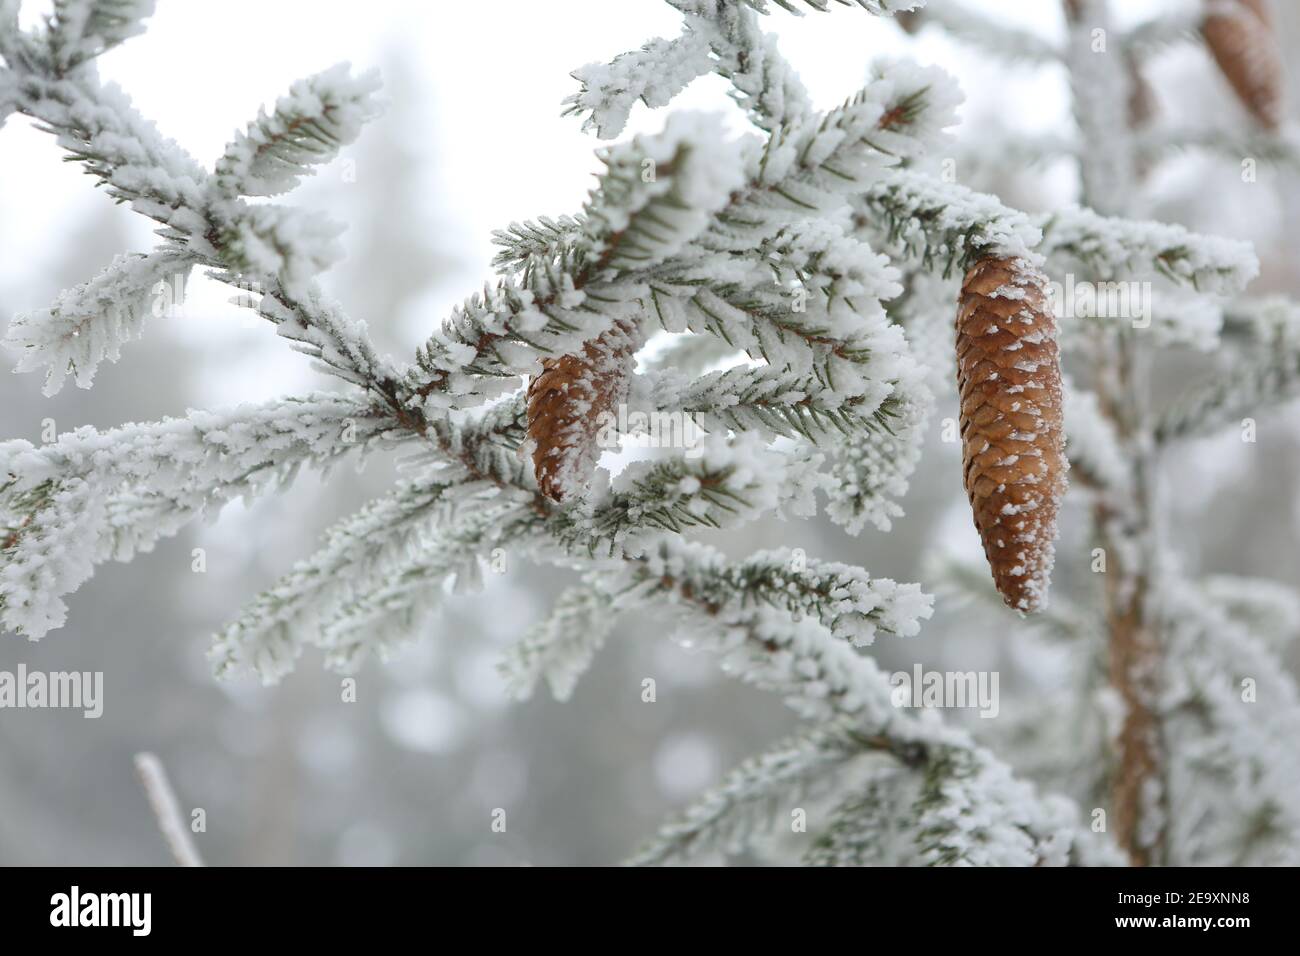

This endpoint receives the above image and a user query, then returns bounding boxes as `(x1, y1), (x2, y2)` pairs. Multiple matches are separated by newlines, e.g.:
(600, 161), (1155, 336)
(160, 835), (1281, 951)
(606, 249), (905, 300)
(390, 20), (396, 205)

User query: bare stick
(133, 752), (205, 867)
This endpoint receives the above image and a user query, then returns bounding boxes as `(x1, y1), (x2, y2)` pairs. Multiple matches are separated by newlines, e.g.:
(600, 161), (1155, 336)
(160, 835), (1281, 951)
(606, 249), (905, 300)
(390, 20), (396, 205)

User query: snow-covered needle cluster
(3, 0), (1297, 866)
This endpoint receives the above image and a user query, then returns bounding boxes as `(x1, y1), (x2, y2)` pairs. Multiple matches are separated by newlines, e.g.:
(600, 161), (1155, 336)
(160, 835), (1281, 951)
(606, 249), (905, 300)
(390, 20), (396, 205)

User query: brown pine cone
(956, 257), (1067, 613)
(527, 319), (640, 502)
(1203, 0), (1283, 130)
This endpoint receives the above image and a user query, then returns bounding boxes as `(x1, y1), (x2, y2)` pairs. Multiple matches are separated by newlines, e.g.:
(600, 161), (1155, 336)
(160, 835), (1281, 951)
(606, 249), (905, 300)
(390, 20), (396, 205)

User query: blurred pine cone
(1203, 0), (1283, 130)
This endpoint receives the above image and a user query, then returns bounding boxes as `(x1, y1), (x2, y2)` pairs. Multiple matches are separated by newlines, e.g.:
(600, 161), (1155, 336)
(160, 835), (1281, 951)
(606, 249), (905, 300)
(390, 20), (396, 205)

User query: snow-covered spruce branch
(1063, 378), (1131, 493)
(1159, 576), (1300, 866)
(211, 475), (475, 682)
(407, 63), (961, 421)
(4, 13), (394, 393)
(893, 0), (1060, 66)
(648, 362), (889, 440)
(1135, 124), (1300, 171)
(212, 397), (536, 681)
(804, 771), (909, 865)
(214, 62), (382, 197)
(565, 0), (927, 139)
(1152, 297), (1300, 444)
(822, 377), (929, 534)
(860, 182), (1255, 298)
(1154, 342), (1300, 444)
(616, 537), (932, 646)
(4, 248), (192, 395)
(46, 0), (155, 74)
(615, 594), (1111, 865)
(1, 394), (396, 639)
(626, 717), (882, 865)
(1036, 206), (1259, 291)
(498, 582), (618, 702)
(1218, 295), (1300, 349)
(852, 168), (1041, 276)
(549, 431), (823, 554)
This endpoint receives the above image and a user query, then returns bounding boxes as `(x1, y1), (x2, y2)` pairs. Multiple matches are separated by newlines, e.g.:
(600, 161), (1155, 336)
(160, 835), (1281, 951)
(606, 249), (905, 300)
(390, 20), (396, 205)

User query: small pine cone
(527, 319), (640, 502)
(956, 257), (1067, 613)
(1203, 0), (1283, 130)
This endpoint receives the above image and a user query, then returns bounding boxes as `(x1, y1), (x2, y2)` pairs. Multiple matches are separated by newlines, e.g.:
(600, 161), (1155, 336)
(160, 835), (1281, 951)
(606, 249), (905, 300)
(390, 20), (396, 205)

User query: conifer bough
(956, 256), (1066, 612)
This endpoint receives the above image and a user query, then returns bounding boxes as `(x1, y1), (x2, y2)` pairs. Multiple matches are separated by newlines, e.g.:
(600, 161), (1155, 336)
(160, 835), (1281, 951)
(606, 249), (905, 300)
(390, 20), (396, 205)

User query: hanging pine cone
(527, 319), (640, 502)
(956, 257), (1067, 613)
(1203, 0), (1283, 130)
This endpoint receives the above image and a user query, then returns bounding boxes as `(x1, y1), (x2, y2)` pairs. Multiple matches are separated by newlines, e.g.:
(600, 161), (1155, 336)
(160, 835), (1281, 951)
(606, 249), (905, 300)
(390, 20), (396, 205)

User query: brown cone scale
(527, 319), (639, 502)
(956, 257), (1067, 613)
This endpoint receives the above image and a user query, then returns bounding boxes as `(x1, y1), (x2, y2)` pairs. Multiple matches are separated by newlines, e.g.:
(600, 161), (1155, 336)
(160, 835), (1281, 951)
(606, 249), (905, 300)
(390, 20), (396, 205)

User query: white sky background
(0, 0), (1164, 409)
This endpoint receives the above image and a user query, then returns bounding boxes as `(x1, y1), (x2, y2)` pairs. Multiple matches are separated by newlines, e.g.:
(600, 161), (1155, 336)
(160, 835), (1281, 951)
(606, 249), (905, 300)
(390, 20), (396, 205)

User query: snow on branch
(1220, 296), (1300, 350)
(7, 49), (393, 387)
(1155, 342), (1300, 444)
(4, 248), (191, 395)
(314, 501), (535, 675)
(410, 64), (959, 417)
(217, 205), (346, 302)
(1152, 298), (1300, 444)
(1135, 124), (1300, 171)
(649, 362), (888, 440)
(1203, 574), (1300, 652)
(213, 400), (536, 682)
(823, 381), (929, 534)
(853, 168), (1042, 276)
(627, 717), (870, 865)
(564, 29), (715, 140)
(1159, 576), (1300, 865)
(616, 537), (933, 646)
(498, 583), (618, 702)
(804, 772), (908, 864)
(491, 215), (585, 276)
(583, 113), (746, 273)
(1063, 378), (1130, 493)
(574, 0), (927, 140)
(1037, 206), (1259, 292)
(1, 394), (394, 640)
(551, 432), (822, 554)
(893, 1), (1059, 66)
(215, 63), (383, 197)
(617, 591), (1103, 864)
(46, 0), (155, 73)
